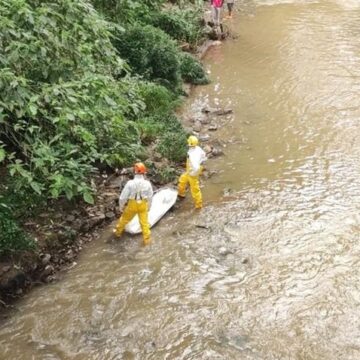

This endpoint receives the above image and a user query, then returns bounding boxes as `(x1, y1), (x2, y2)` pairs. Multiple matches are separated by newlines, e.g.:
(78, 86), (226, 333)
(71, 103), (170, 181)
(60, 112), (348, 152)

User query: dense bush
(137, 81), (178, 115)
(0, 0), (145, 203)
(180, 52), (209, 85)
(0, 0), (206, 254)
(114, 24), (182, 91)
(0, 203), (35, 255)
(150, 7), (204, 45)
(91, 0), (164, 24)
(156, 114), (188, 162)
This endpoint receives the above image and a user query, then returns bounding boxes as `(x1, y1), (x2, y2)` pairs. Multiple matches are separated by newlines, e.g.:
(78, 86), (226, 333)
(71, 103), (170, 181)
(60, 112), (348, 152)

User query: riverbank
(0, 8), (231, 308)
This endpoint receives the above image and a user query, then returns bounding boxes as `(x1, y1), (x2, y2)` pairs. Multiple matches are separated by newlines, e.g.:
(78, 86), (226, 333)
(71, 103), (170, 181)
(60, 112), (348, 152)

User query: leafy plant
(180, 52), (209, 85)
(114, 24), (182, 91)
(156, 129), (187, 162)
(152, 165), (178, 184)
(0, 0), (146, 203)
(91, 0), (164, 24)
(0, 203), (35, 255)
(137, 81), (178, 115)
(150, 7), (204, 45)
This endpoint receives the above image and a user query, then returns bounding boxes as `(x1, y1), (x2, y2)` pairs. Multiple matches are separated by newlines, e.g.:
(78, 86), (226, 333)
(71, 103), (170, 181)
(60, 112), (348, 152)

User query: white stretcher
(125, 187), (178, 234)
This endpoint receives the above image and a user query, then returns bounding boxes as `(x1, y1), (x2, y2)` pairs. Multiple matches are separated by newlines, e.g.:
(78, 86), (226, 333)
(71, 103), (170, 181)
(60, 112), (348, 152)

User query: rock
(208, 125), (218, 131)
(199, 134), (210, 142)
(66, 215), (75, 222)
(180, 42), (191, 52)
(43, 264), (55, 276)
(204, 145), (212, 154)
(15, 288), (23, 295)
(40, 264), (55, 281)
(199, 115), (211, 125)
(201, 106), (217, 114)
(1, 266), (11, 275)
(44, 275), (56, 283)
(120, 167), (132, 175)
(65, 249), (75, 260)
(195, 224), (210, 230)
(211, 148), (224, 157)
(0, 272), (29, 292)
(105, 211), (115, 220)
(41, 253), (51, 265)
(153, 152), (162, 162)
(223, 187), (233, 196)
(84, 216), (104, 231)
(182, 83), (192, 97)
(72, 219), (83, 231)
(212, 40), (222, 46)
(203, 169), (218, 179)
(214, 108), (233, 116)
(108, 176), (126, 189)
(219, 247), (232, 256)
(193, 121), (202, 132)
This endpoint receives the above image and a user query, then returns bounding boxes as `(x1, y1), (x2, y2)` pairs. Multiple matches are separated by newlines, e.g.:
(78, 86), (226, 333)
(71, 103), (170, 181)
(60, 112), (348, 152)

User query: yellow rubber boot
(137, 201), (151, 245)
(178, 172), (189, 198)
(113, 201), (137, 237)
(189, 175), (202, 209)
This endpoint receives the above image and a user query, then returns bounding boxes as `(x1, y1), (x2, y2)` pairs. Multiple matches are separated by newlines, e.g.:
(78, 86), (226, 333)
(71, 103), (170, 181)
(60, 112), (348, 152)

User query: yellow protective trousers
(114, 199), (151, 244)
(178, 170), (203, 209)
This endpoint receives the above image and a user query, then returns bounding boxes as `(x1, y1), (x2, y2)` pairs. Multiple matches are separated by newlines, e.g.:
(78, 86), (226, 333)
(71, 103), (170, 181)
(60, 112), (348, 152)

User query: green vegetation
(150, 7), (205, 46)
(114, 24), (182, 91)
(0, 202), (35, 255)
(180, 52), (210, 85)
(0, 0), (209, 254)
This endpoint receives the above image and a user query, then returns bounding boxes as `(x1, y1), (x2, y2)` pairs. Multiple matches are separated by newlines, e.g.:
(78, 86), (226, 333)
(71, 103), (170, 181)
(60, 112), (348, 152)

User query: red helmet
(134, 162), (147, 174)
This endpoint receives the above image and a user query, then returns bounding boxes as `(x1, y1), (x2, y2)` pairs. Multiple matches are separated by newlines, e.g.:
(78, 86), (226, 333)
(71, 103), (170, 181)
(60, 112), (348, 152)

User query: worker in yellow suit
(178, 135), (207, 209)
(113, 162), (153, 245)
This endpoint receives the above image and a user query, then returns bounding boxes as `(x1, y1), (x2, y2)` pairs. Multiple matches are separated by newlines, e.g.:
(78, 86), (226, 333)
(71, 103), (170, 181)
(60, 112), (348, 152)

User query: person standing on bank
(113, 162), (153, 246)
(226, 0), (234, 19)
(178, 135), (207, 209)
(211, 0), (224, 28)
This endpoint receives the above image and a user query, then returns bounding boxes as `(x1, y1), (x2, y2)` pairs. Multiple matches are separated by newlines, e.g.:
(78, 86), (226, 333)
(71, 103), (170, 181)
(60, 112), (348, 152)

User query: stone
(201, 106), (217, 114)
(214, 108), (233, 116)
(193, 121), (202, 132)
(199, 134), (210, 142)
(105, 211), (115, 220)
(65, 249), (75, 260)
(42, 265), (54, 277)
(211, 148), (224, 157)
(108, 176), (126, 189)
(208, 125), (218, 131)
(219, 247), (232, 256)
(41, 253), (51, 265)
(1, 266), (11, 275)
(198, 114), (211, 124)
(66, 215), (75, 222)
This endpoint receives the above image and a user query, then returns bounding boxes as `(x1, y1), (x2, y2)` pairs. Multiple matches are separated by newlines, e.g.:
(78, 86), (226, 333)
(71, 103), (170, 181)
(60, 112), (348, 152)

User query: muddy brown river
(1, 0), (360, 359)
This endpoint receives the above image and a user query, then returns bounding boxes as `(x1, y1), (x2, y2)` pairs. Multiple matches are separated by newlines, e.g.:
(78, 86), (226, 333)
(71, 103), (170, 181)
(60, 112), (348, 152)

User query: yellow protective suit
(178, 158), (204, 209)
(114, 199), (151, 245)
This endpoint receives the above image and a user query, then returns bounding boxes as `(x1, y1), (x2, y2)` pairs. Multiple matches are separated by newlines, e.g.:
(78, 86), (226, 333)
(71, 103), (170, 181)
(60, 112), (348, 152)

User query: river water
(1, 1), (360, 359)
